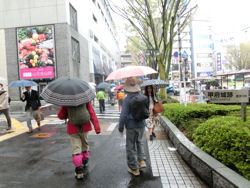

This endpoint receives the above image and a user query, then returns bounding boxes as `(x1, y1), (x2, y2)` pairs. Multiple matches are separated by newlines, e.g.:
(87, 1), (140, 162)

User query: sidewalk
(147, 125), (208, 188)
(0, 103), (208, 187)
(0, 110), (162, 187)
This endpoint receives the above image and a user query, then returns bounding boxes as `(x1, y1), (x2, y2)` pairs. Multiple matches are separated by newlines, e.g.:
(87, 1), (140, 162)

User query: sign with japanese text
(217, 52), (222, 71)
(204, 90), (249, 103)
(17, 25), (56, 79)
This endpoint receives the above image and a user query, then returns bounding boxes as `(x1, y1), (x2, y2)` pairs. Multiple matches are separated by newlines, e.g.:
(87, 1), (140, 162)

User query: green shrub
(193, 116), (250, 180)
(162, 103), (241, 127)
(158, 94), (179, 104)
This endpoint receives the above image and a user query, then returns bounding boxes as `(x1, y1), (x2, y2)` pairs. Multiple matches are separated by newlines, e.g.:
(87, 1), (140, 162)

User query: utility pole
(177, 14), (187, 106)
(177, 14), (182, 90)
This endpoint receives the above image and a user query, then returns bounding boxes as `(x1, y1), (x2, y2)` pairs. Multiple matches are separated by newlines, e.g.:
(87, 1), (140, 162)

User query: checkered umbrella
(141, 79), (169, 89)
(41, 77), (95, 106)
(105, 66), (157, 81)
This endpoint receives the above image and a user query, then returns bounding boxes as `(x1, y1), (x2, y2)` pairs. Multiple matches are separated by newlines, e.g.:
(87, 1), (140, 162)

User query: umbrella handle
(65, 119), (67, 125)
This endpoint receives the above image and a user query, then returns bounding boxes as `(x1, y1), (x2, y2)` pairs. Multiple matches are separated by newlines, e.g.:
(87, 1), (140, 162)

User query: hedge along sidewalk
(159, 115), (250, 188)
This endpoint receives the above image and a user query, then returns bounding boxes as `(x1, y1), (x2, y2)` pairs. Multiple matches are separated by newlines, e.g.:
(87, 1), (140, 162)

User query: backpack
(68, 104), (90, 126)
(129, 94), (149, 121)
(117, 92), (125, 100)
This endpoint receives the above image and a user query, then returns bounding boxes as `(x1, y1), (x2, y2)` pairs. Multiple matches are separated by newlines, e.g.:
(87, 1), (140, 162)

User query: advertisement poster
(17, 25), (55, 79)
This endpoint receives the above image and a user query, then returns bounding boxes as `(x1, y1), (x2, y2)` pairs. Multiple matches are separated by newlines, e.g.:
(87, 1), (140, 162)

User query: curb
(159, 115), (250, 188)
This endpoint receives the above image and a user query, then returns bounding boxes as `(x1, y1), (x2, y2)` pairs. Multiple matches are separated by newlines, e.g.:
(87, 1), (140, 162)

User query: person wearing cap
(118, 77), (147, 176)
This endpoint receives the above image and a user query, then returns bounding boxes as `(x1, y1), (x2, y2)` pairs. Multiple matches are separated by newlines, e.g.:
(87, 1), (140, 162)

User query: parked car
(166, 86), (174, 93)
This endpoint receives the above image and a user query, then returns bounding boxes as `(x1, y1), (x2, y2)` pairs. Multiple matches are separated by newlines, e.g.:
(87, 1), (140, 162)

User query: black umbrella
(141, 79), (169, 89)
(40, 77), (95, 106)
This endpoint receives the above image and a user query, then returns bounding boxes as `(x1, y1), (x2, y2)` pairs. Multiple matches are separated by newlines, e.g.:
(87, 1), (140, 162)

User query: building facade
(170, 25), (192, 87)
(0, 0), (120, 99)
(190, 20), (215, 78)
(120, 51), (138, 68)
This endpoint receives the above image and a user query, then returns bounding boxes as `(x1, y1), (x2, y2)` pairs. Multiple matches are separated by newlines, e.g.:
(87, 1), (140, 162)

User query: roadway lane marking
(32, 133), (56, 138)
(49, 114), (58, 117)
(0, 117), (60, 142)
(0, 118), (31, 142)
(107, 123), (117, 132)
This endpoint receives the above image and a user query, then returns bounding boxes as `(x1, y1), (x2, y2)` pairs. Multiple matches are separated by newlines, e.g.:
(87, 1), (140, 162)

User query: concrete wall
(54, 23), (71, 78)
(4, 28), (20, 100)
(0, 29), (8, 88)
(0, 0), (66, 29)
(160, 115), (250, 188)
(54, 23), (90, 82)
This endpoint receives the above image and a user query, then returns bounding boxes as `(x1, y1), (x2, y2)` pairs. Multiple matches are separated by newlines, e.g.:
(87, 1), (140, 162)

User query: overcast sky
(196, 0), (250, 33)
(112, 0), (250, 50)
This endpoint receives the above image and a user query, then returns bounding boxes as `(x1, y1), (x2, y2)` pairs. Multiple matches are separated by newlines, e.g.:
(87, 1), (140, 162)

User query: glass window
(94, 35), (99, 43)
(93, 14), (97, 23)
(71, 37), (80, 63)
(69, 4), (78, 31)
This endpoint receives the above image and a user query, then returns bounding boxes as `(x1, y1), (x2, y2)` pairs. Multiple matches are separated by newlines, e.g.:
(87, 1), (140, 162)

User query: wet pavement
(0, 103), (208, 188)
(0, 105), (162, 188)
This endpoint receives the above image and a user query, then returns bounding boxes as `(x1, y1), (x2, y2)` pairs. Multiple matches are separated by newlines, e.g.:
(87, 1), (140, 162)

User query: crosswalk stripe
(94, 104), (121, 119)
(107, 123), (117, 132)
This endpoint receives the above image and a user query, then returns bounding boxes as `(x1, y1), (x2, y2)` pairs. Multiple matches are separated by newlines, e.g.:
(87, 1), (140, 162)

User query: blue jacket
(118, 93), (146, 132)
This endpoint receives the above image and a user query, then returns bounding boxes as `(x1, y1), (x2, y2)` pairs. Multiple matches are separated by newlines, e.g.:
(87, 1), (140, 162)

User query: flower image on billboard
(17, 25), (56, 79)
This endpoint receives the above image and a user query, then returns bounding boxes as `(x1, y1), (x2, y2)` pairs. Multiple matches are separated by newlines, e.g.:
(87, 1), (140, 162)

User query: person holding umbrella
(141, 79), (167, 140)
(144, 85), (158, 141)
(41, 77), (100, 180)
(96, 89), (106, 113)
(21, 86), (41, 133)
(119, 77), (148, 176)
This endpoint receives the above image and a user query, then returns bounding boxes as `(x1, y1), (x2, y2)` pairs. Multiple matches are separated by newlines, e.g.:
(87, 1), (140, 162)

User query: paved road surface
(0, 103), (207, 188)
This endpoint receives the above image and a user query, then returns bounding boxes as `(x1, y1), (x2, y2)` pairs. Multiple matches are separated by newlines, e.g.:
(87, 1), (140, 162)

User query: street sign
(217, 52), (222, 71)
(173, 51), (178, 57)
(204, 90), (249, 103)
(182, 50), (188, 58)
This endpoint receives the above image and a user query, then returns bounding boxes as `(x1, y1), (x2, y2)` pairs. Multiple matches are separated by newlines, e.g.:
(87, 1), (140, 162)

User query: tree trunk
(159, 59), (166, 98)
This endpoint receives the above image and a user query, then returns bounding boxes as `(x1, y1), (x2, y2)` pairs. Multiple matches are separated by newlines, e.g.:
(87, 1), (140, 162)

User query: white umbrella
(105, 66), (157, 81)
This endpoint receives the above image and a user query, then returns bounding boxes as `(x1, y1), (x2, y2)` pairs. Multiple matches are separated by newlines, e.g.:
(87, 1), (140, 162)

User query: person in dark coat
(119, 77), (147, 176)
(21, 86), (41, 133)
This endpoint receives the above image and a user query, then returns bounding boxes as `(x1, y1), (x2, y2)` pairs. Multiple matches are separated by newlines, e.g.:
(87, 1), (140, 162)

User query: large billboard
(17, 25), (55, 79)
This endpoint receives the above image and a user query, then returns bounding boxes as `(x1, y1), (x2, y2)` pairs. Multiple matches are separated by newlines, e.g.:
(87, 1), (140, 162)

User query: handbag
(153, 102), (164, 114)
(36, 109), (45, 121)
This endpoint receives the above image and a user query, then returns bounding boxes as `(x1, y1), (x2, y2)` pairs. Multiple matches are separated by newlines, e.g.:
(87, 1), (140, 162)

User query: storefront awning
(93, 47), (104, 75)
(102, 55), (109, 76)
(103, 63), (109, 76)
